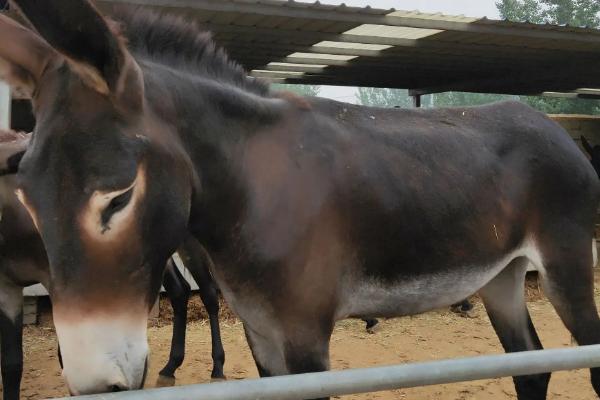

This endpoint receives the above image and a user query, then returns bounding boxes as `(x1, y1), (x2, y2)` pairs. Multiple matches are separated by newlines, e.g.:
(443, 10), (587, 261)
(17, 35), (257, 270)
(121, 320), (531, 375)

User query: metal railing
(0, 81), (10, 130)
(52, 344), (600, 400)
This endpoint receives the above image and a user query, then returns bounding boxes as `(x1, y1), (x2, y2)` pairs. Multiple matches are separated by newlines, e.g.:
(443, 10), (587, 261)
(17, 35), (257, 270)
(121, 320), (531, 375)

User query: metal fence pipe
(52, 344), (600, 400)
(0, 81), (10, 130)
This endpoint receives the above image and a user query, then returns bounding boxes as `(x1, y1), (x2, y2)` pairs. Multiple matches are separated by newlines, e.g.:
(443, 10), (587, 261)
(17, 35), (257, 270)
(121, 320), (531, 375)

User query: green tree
(355, 87), (413, 108)
(496, 0), (546, 23)
(271, 83), (321, 97)
(496, 0), (600, 26)
(495, 0), (600, 114)
(431, 92), (519, 108)
(520, 95), (600, 114)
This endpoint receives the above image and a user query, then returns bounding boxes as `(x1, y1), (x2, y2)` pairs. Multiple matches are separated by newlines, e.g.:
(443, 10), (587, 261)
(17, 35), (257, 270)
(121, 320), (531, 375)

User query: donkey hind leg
(536, 235), (600, 398)
(184, 249), (226, 380)
(0, 281), (24, 400)
(244, 320), (331, 400)
(363, 318), (379, 333)
(157, 258), (191, 385)
(479, 257), (549, 400)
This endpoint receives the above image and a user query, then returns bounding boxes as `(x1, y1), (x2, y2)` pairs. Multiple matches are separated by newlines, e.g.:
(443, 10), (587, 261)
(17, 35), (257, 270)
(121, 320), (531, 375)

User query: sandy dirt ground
(5, 285), (600, 400)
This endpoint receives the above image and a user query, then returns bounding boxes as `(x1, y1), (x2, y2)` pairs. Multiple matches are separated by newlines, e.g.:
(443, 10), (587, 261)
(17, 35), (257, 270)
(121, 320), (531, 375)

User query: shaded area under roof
(94, 0), (600, 98)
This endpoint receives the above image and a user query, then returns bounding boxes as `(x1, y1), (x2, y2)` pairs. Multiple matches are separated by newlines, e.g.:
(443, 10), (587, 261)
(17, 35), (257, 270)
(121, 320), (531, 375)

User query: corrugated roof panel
(210, 12), (242, 25)
(231, 13), (268, 26)
(387, 10), (479, 24)
(251, 69), (306, 76)
(280, 17), (315, 30)
(191, 9), (218, 23)
(258, 15), (289, 28)
(269, 62), (328, 68)
(344, 24), (442, 40)
(292, 0), (392, 15)
(288, 52), (357, 61)
(298, 19), (341, 31)
(92, 0), (600, 94)
(314, 41), (392, 51)
(320, 21), (362, 33)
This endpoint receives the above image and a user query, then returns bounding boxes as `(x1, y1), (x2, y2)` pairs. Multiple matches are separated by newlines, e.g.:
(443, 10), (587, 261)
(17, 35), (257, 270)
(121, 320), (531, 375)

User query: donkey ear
(0, 14), (57, 98)
(581, 136), (593, 157)
(10, 0), (143, 109)
(0, 130), (30, 176)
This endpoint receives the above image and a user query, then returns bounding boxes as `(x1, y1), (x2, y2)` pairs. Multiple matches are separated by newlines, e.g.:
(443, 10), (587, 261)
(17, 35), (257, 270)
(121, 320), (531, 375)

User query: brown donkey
(1, 2), (600, 399)
(0, 129), (225, 399)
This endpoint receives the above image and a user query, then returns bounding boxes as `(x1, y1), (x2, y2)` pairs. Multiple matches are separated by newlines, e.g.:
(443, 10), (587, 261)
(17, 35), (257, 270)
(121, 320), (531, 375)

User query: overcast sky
(296, 0), (502, 103)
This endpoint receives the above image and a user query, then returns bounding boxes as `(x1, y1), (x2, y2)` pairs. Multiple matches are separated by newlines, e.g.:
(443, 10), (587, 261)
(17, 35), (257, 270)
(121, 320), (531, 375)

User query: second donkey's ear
(0, 13), (57, 98)
(0, 129), (30, 176)
(581, 135), (593, 158)
(10, 0), (144, 110)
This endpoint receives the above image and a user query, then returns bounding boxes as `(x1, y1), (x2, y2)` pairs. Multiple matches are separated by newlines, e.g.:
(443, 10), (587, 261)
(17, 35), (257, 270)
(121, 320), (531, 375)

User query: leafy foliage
(496, 0), (600, 26)
(494, 0), (600, 114)
(431, 92), (519, 108)
(378, 1), (600, 113)
(271, 83), (321, 97)
(355, 88), (413, 108)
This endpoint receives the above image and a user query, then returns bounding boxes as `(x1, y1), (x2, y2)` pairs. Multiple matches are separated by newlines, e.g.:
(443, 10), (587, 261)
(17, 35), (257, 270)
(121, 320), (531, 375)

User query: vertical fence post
(0, 80), (10, 129)
(0, 79), (10, 384)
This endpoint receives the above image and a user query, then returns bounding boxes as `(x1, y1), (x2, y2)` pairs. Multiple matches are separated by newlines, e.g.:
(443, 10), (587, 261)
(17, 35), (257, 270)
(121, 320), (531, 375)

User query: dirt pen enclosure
(4, 272), (599, 400)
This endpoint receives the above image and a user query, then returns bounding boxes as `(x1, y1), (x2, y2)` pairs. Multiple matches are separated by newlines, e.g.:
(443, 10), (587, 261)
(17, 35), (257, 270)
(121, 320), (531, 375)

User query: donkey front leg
(0, 280), (24, 400)
(243, 316), (332, 400)
(157, 258), (191, 386)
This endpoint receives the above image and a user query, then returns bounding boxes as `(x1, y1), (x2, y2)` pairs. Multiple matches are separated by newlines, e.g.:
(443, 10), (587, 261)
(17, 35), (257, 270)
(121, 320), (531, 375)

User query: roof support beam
(408, 74), (600, 97)
(224, 42), (565, 71)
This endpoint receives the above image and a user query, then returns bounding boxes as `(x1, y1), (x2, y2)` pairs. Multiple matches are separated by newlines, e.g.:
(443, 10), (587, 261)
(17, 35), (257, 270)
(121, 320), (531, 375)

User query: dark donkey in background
(2, 2), (600, 399)
(0, 129), (225, 400)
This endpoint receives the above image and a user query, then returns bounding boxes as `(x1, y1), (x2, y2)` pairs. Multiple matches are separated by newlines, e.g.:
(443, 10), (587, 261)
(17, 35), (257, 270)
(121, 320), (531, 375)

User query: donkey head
(581, 135), (600, 179)
(0, 1), (192, 394)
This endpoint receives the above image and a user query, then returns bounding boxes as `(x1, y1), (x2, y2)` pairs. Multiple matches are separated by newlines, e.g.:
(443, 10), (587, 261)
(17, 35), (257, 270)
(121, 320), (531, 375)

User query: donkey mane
(110, 8), (269, 96)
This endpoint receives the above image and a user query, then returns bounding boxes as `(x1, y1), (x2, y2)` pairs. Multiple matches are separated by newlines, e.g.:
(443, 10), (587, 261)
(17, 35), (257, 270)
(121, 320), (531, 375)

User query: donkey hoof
(211, 376), (227, 383)
(366, 324), (381, 334)
(156, 375), (176, 387)
(459, 309), (477, 319)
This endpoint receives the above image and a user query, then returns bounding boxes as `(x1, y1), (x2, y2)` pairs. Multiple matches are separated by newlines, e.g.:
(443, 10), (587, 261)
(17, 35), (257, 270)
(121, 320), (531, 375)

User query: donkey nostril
(110, 385), (123, 392)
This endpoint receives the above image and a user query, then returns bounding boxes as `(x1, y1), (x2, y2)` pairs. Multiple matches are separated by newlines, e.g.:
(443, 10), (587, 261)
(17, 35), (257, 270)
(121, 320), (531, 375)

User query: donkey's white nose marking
(55, 312), (149, 395)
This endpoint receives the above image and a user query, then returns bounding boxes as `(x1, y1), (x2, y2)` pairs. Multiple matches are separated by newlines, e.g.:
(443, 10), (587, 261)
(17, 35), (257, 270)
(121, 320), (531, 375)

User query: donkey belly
(337, 244), (533, 320)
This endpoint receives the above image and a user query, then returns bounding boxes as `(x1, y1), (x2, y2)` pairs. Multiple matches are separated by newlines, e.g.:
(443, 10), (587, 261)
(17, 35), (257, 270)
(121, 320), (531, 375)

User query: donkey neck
(142, 62), (287, 248)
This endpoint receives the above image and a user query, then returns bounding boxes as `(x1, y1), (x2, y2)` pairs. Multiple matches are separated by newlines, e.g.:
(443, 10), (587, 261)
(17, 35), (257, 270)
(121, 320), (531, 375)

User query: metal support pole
(0, 81), (10, 129)
(412, 94), (421, 108)
(52, 344), (600, 400)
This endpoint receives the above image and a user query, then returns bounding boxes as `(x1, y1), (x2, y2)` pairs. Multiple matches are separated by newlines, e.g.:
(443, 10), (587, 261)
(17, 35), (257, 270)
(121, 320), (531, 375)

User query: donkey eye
(101, 188), (133, 225)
